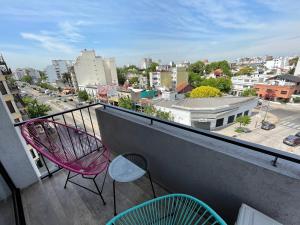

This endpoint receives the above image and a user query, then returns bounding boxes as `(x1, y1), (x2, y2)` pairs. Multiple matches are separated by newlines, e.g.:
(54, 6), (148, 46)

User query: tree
(118, 96), (134, 110)
(156, 110), (173, 121)
(188, 61), (205, 76)
(199, 77), (232, 93)
(241, 88), (257, 97)
(21, 75), (33, 84)
(78, 90), (89, 102)
(39, 83), (57, 91)
(289, 57), (299, 66)
(117, 68), (126, 85)
(22, 97), (51, 118)
(62, 72), (72, 86)
(142, 104), (173, 121)
(236, 115), (251, 128)
(288, 67), (295, 75)
(147, 62), (159, 72)
(188, 72), (204, 87)
(190, 86), (222, 98)
(205, 60), (232, 76)
(129, 77), (139, 85)
(39, 71), (48, 81)
(236, 66), (254, 76)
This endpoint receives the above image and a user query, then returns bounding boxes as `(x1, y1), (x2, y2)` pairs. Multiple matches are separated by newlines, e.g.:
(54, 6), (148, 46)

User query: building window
(5, 101), (16, 113)
(237, 113), (242, 118)
(0, 81), (7, 95)
(228, 115), (235, 124)
(216, 118), (224, 127)
(244, 110), (249, 116)
(280, 90), (287, 94)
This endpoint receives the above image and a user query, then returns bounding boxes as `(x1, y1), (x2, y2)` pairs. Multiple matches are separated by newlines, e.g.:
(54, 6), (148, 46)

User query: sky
(0, 0), (300, 70)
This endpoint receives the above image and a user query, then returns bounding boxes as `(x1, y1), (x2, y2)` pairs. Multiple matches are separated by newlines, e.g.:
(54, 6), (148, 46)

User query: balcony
(1, 102), (300, 224)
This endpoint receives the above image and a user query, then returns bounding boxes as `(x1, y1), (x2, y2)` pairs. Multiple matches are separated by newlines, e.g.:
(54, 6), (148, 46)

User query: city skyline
(1, 0), (300, 69)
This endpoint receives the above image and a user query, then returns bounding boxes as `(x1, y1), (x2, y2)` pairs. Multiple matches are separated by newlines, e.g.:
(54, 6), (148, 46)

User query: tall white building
(265, 57), (291, 71)
(140, 58), (152, 69)
(74, 50), (118, 87)
(45, 60), (73, 82)
(231, 74), (270, 96)
(294, 58), (300, 76)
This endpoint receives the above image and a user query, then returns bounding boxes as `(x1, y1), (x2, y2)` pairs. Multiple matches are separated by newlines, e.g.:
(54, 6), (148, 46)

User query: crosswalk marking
(279, 121), (300, 130)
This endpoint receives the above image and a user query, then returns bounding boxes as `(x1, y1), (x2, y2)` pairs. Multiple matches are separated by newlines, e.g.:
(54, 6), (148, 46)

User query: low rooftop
(153, 96), (256, 110)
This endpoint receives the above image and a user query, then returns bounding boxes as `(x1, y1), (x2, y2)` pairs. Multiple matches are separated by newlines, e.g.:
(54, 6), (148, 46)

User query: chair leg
(113, 180), (117, 216)
(93, 178), (106, 205)
(64, 171), (71, 189)
(148, 171), (156, 198)
(100, 167), (109, 193)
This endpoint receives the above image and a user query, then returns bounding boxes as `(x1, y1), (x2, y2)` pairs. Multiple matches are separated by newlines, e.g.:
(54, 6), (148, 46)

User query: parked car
(76, 102), (84, 108)
(283, 135), (300, 146)
(261, 121), (275, 130)
(295, 132), (300, 137)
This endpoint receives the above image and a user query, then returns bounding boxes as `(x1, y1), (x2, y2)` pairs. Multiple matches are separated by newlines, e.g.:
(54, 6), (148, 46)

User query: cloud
(178, 0), (265, 29)
(21, 32), (74, 53)
(58, 21), (85, 42)
(20, 20), (89, 53)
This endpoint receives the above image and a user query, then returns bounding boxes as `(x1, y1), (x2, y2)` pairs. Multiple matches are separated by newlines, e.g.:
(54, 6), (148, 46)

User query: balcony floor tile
(21, 169), (167, 225)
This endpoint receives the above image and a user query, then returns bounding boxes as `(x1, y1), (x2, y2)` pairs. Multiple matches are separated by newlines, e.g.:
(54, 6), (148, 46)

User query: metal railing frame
(14, 102), (300, 178)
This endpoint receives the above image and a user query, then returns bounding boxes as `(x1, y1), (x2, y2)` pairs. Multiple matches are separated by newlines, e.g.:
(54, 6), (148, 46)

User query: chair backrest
(21, 119), (104, 166)
(107, 193), (227, 225)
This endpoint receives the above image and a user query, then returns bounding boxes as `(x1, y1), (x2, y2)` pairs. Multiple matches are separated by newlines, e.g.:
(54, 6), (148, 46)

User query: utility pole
(263, 100), (271, 122)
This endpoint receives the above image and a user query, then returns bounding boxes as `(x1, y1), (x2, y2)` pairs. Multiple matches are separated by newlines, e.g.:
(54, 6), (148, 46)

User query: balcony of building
(1, 102), (300, 225)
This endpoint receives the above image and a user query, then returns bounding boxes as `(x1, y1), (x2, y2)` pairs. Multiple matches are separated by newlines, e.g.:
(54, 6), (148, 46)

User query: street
(215, 102), (300, 155)
(22, 86), (101, 138)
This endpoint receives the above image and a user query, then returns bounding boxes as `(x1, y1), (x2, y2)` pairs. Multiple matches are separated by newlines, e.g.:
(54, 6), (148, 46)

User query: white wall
(0, 99), (39, 197)
(74, 50), (118, 86)
(154, 105), (191, 126)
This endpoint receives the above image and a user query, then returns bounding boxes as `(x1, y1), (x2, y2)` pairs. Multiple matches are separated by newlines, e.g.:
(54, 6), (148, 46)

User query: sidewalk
(214, 108), (278, 137)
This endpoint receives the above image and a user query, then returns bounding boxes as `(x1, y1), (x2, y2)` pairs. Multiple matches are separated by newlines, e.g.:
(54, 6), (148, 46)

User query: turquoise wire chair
(106, 193), (227, 225)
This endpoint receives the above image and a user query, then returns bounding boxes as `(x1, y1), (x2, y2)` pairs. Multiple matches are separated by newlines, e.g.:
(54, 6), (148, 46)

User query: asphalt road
(237, 102), (300, 155)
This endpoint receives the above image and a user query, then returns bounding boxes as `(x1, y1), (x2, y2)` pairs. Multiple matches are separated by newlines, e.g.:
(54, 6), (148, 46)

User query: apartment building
(255, 75), (300, 101)
(265, 57), (291, 71)
(294, 57), (300, 76)
(149, 67), (188, 90)
(45, 60), (73, 82)
(231, 74), (270, 96)
(140, 58), (152, 69)
(0, 56), (23, 123)
(0, 56), (40, 165)
(14, 67), (40, 83)
(74, 50), (118, 89)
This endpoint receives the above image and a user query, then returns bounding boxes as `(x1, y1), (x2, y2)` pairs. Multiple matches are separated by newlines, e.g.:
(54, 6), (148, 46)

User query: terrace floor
(20, 169), (168, 225)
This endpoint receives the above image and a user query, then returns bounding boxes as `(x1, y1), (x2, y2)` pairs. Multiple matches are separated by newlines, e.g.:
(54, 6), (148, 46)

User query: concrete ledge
(96, 108), (300, 224)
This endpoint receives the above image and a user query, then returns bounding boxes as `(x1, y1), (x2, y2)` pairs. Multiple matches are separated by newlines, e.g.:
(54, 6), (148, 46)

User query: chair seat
(65, 150), (109, 175)
(21, 119), (110, 176)
(109, 155), (146, 182)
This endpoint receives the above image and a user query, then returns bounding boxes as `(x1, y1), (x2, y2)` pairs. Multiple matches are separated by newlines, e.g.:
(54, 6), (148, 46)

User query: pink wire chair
(21, 118), (110, 205)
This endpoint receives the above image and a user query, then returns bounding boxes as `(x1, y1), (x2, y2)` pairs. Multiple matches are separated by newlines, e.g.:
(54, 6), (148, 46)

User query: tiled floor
(20, 169), (167, 225)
